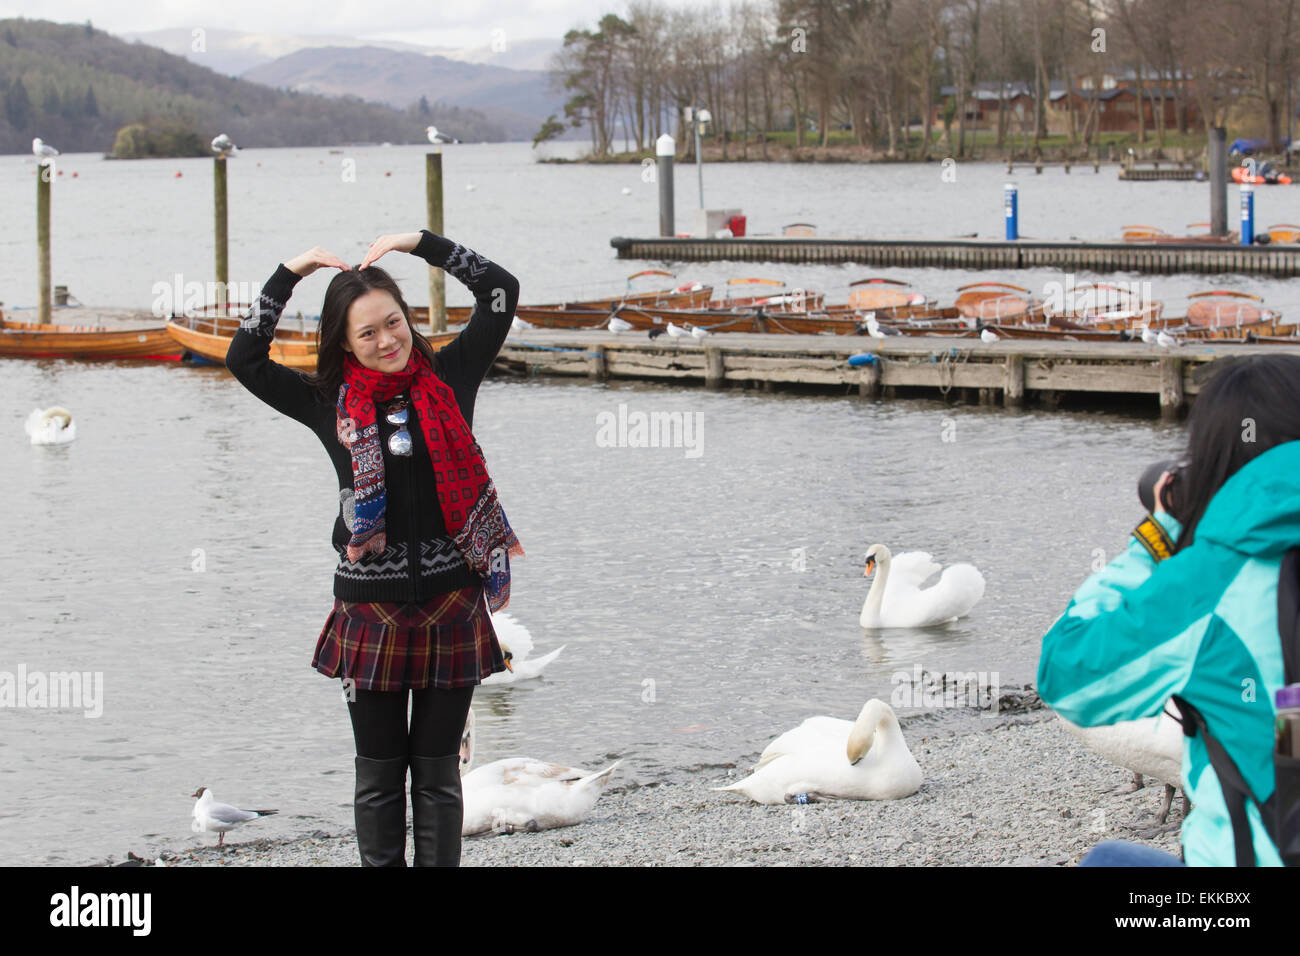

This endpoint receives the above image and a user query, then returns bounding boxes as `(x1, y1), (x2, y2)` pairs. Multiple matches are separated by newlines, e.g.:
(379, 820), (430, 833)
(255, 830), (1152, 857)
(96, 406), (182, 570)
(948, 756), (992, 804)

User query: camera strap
(1132, 514), (1175, 563)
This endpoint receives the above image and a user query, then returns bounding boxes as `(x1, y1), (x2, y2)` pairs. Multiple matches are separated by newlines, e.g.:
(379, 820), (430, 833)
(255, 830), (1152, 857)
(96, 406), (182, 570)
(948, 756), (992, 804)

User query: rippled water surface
(0, 142), (1210, 864)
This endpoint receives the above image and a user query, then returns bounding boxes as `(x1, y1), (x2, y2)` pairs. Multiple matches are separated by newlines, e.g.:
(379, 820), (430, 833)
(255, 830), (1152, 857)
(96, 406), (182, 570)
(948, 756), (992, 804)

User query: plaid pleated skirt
(312, 586), (508, 691)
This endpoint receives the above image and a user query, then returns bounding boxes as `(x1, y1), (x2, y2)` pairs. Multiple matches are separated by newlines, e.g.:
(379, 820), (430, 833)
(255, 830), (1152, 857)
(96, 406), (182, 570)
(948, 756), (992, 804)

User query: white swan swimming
(1056, 707), (1185, 822)
(461, 758), (622, 835)
(859, 545), (985, 628)
(24, 407), (76, 445)
(482, 612), (565, 685)
(714, 698), (922, 804)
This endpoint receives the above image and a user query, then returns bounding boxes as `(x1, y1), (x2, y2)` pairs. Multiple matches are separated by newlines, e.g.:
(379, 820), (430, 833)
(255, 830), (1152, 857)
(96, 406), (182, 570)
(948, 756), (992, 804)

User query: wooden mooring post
(426, 152), (446, 333)
(1159, 357), (1186, 420)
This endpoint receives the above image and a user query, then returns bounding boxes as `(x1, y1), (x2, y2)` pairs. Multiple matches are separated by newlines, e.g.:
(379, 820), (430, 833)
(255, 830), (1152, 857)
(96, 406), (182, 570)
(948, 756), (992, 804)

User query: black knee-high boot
(409, 754), (462, 867)
(354, 754), (409, 867)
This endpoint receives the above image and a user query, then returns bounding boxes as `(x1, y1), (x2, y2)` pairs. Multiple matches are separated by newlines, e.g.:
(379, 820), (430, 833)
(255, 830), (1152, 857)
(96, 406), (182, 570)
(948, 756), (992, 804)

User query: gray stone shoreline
(104, 707), (1184, 867)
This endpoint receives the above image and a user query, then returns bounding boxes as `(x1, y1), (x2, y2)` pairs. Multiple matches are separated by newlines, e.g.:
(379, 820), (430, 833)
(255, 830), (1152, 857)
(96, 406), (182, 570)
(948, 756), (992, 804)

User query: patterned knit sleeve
(225, 264), (323, 427)
(412, 230), (520, 387)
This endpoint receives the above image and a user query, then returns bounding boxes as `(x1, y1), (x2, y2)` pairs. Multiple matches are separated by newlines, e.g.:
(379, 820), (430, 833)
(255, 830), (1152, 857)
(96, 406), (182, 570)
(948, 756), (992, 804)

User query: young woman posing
(226, 230), (522, 866)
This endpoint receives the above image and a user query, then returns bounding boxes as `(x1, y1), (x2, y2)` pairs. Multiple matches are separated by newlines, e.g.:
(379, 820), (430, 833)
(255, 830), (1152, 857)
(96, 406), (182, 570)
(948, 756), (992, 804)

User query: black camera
(1138, 459), (1184, 518)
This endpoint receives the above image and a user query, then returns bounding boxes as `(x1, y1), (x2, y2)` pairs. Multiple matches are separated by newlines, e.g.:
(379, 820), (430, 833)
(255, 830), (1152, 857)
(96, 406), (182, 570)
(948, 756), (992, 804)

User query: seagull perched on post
(32, 137), (59, 163)
(190, 787), (277, 846)
(426, 125), (459, 145)
(210, 133), (238, 158)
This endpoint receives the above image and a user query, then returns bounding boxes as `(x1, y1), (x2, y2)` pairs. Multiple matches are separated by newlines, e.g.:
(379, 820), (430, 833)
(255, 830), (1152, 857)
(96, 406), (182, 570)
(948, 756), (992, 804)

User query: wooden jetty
(492, 329), (1300, 420)
(1118, 166), (1200, 181)
(610, 235), (1300, 275)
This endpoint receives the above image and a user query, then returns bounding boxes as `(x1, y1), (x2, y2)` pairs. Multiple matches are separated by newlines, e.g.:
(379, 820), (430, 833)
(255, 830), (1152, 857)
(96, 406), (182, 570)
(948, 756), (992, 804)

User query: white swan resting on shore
(461, 757), (622, 835)
(25, 407), (76, 445)
(859, 544), (985, 628)
(714, 698), (922, 804)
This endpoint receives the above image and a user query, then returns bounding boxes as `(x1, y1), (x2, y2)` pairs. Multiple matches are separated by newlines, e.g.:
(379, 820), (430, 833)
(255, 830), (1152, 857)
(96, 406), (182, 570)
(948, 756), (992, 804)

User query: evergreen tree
(418, 95), (431, 117)
(5, 78), (32, 130)
(84, 85), (98, 117)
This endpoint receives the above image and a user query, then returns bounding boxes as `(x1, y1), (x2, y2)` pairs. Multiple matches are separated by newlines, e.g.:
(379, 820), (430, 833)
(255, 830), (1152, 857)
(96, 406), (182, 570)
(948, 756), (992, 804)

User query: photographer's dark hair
(301, 265), (440, 400)
(1173, 353), (1300, 552)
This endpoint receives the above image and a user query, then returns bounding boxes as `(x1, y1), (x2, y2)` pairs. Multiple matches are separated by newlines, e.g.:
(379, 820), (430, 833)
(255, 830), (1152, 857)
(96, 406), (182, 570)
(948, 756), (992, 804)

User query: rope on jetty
(931, 347), (972, 396)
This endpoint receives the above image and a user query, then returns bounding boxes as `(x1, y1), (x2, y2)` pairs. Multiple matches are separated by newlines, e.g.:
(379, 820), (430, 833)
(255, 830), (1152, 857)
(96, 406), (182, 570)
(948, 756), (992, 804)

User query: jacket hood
(1193, 439), (1300, 556)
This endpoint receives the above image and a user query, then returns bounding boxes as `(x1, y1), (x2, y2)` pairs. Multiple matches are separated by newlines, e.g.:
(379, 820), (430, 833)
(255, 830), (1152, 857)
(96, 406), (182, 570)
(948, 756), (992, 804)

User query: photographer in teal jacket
(1038, 353), (1300, 866)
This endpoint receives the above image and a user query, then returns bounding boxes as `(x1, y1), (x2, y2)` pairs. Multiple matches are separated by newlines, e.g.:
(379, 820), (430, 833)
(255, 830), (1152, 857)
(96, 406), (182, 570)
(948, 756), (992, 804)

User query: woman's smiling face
(342, 288), (412, 372)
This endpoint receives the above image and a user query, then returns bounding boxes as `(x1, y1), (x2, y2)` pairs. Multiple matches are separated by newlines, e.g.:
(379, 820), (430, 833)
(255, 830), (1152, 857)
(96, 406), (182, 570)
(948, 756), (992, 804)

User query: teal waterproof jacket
(1039, 440), (1300, 866)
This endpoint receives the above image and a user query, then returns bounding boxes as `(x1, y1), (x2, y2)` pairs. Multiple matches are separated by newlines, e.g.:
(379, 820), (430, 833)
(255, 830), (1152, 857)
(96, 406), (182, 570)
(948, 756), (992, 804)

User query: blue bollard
(1240, 184), (1255, 245)
(1004, 183), (1018, 240)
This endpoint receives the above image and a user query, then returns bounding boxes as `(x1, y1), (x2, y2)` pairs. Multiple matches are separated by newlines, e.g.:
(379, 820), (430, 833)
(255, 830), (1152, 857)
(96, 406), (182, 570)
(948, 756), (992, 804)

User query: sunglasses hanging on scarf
(385, 396), (412, 456)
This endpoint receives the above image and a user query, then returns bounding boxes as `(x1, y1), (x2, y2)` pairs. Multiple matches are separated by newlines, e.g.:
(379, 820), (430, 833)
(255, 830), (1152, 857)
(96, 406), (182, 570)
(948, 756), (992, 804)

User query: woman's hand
(1152, 471), (1173, 514)
(285, 247), (351, 278)
(359, 232), (422, 270)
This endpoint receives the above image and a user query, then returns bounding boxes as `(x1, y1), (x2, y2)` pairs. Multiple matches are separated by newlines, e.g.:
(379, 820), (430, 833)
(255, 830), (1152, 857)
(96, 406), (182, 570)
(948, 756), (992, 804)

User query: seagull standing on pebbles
(190, 787), (278, 846)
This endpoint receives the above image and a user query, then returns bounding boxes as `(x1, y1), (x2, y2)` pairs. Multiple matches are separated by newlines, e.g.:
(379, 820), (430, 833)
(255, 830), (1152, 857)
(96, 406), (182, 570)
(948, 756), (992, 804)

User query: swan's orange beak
(864, 556), (876, 577)
(502, 648), (514, 672)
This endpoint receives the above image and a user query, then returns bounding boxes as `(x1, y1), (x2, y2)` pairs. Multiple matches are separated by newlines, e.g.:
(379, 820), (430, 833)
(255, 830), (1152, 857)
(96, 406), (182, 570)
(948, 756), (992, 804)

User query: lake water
(0, 141), (1223, 865)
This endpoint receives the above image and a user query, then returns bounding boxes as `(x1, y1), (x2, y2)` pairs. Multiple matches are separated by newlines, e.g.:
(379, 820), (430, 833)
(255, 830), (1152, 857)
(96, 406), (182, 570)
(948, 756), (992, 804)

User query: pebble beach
(106, 703), (1185, 868)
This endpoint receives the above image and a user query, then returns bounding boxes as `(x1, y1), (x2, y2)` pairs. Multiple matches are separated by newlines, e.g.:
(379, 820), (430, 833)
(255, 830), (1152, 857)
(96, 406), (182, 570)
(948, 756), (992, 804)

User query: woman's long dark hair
(1172, 353), (1300, 552)
(301, 265), (440, 401)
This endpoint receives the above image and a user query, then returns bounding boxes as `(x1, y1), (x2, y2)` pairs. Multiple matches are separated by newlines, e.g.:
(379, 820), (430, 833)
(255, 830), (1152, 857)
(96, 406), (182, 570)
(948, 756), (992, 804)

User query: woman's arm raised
(225, 247), (349, 426)
(1036, 509), (1215, 726)
(366, 230), (519, 387)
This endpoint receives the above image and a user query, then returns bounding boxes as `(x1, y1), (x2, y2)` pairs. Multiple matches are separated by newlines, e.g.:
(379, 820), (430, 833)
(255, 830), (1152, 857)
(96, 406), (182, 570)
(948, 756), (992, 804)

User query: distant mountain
(241, 45), (566, 141)
(0, 18), (503, 155)
(118, 27), (562, 76)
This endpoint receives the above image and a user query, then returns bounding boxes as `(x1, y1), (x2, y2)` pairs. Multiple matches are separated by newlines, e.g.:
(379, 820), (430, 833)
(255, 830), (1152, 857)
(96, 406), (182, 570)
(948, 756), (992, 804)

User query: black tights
(347, 686), (474, 760)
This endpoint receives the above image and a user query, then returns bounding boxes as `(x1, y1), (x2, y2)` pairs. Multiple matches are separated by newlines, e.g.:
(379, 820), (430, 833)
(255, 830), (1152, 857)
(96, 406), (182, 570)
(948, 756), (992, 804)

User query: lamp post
(684, 106), (712, 208)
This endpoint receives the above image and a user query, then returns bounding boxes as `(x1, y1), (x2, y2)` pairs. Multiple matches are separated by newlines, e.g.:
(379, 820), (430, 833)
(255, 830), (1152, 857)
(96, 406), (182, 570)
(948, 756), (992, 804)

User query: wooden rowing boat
(1045, 282), (1163, 330)
(1184, 290), (1290, 337)
(439, 270), (712, 324)
(954, 282), (1046, 323)
(166, 308), (459, 370)
(0, 314), (183, 360)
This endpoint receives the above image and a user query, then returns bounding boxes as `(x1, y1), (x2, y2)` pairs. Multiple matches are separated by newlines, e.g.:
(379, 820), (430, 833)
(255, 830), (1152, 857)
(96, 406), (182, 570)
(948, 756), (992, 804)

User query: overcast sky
(0, 0), (700, 48)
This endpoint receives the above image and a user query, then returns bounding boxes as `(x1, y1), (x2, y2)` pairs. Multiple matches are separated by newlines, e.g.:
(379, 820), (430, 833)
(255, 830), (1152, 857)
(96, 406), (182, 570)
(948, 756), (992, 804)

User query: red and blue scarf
(335, 346), (522, 612)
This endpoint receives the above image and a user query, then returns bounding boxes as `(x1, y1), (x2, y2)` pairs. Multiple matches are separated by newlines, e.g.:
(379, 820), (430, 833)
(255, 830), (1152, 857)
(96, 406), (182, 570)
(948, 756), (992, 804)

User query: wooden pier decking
(1117, 166), (1200, 181)
(610, 236), (1300, 275)
(493, 329), (1300, 419)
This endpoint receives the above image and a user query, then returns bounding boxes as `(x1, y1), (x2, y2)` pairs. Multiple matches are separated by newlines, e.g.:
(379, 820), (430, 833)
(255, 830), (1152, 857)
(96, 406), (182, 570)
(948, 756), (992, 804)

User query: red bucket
(727, 215), (747, 237)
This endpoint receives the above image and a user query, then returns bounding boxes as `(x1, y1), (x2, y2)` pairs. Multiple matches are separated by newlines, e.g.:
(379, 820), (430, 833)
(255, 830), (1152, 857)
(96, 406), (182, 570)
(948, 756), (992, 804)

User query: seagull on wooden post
(210, 133), (238, 158)
(32, 137), (59, 164)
